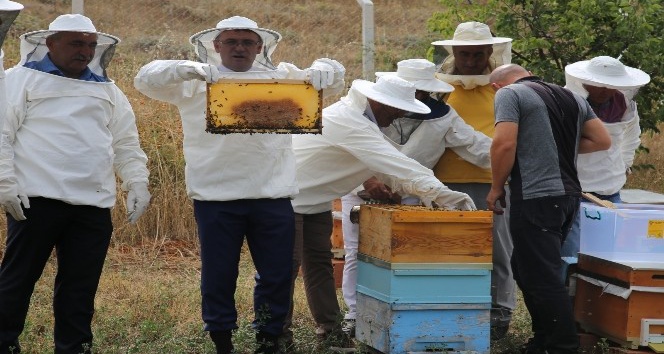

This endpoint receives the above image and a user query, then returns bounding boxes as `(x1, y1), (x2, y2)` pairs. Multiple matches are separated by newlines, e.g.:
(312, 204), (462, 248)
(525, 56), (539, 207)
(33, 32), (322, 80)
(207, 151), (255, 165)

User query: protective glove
(306, 61), (335, 91)
(432, 189), (476, 211)
(175, 61), (221, 83)
(126, 182), (151, 224)
(0, 180), (30, 221)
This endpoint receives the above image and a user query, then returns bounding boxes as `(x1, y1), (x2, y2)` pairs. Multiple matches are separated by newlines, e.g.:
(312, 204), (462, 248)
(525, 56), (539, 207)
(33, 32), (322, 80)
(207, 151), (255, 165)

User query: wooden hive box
(358, 205), (493, 263)
(356, 292), (490, 354)
(574, 253), (664, 349)
(356, 253), (491, 304)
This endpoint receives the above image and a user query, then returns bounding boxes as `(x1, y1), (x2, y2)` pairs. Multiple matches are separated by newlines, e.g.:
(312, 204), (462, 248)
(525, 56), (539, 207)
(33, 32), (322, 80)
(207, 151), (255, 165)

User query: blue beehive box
(356, 292), (490, 354)
(357, 253), (491, 304)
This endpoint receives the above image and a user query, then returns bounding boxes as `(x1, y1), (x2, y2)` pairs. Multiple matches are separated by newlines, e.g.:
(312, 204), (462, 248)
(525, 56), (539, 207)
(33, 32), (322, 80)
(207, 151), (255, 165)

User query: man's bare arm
(579, 117), (611, 154)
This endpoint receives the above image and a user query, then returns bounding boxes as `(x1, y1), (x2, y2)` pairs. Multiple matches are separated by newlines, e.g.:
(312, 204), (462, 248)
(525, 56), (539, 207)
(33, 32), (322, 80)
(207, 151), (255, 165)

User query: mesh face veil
(0, 9), (20, 48)
(18, 14), (120, 78)
(189, 16), (282, 70)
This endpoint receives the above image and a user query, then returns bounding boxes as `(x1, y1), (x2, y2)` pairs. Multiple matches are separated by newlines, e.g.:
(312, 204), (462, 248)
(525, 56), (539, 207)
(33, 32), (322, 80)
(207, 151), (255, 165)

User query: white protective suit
(134, 60), (344, 201)
(564, 88), (641, 195)
(291, 84), (474, 215)
(339, 106), (492, 321)
(0, 66), (149, 208)
(0, 50), (5, 131)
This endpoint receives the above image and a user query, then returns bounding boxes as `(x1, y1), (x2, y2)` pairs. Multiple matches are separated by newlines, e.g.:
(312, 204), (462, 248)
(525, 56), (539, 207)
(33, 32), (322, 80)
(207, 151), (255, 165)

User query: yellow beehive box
(358, 204), (493, 263)
(206, 79), (322, 134)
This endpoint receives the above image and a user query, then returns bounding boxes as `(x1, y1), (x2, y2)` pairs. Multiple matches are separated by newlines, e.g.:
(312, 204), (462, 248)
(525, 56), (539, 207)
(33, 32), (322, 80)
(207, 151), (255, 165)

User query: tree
(427, 0), (664, 132)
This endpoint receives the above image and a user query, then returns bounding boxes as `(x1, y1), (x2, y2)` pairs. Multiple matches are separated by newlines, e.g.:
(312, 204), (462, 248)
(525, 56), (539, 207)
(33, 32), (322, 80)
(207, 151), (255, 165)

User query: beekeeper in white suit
(561, 56), (650, 262)
(0, 0), (23, 150)
(134, 15), (345, 354)
(0, 14), (150, 354)
(285, 74), (476, 349)
(337, 59), (492, 337)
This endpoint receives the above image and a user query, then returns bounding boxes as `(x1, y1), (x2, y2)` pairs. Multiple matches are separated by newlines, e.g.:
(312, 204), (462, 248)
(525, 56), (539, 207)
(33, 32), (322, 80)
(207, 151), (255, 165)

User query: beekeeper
(337, 58), (492, 337)
(0, 0), (23, 146)
(284, 75), (476, 349)
(561, 56), (651, 261)
(431, 21), (516, 340)
(134, 15), (345, 354)
(0, 14), (150, 353)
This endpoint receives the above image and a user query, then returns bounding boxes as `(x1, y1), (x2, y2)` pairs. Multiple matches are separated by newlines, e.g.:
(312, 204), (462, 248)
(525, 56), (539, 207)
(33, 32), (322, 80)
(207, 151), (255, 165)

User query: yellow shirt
(433, 84), (495, 183)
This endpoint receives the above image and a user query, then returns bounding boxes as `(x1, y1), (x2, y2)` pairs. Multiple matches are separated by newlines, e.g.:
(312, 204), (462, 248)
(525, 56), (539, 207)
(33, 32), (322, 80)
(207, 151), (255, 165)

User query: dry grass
(1, 0), (663, 353)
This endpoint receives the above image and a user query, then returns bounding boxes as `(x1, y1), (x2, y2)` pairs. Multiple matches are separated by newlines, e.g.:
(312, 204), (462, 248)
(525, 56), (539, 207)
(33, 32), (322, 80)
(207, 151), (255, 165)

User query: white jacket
(577, 99), (641, 195)
(134, 59), (343, 201)
(382, 109), (491, 170)
(0, 67), (149, 208)
(0, 51), (6, 135)
(291, 86), (460, 214)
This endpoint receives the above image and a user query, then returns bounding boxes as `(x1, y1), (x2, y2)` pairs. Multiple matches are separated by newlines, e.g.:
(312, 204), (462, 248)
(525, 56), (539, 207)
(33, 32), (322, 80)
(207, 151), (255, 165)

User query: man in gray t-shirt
(486, 64), (610, 354)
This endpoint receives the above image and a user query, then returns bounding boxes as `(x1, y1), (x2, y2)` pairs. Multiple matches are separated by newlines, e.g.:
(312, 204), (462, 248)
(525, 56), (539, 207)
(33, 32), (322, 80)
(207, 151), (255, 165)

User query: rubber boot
(209, 330), (234, 354)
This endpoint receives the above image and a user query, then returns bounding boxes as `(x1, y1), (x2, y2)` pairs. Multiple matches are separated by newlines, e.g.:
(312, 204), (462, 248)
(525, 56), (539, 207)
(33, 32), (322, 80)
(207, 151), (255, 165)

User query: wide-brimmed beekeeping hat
(0, 0), (22, 10)
(353, 75), (431, 114)
(376, 59), (454, 93)
(565, 56), (650, 90)
(190, 16), (281, 70)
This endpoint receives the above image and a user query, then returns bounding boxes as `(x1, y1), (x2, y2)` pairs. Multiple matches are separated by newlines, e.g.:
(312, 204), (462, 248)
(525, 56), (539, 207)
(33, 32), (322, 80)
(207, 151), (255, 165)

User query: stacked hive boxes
(575, 202), (664, 350)
(355, 205), (493, 354)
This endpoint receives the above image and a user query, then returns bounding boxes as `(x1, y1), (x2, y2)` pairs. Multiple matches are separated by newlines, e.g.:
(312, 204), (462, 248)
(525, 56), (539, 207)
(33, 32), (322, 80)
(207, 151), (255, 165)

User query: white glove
(433, 190), (477, 211)
(306, 61), (335, 91)
(175, 61), (220, 83)
(126, 182), (151, 224)
(0, 180), (30, 221)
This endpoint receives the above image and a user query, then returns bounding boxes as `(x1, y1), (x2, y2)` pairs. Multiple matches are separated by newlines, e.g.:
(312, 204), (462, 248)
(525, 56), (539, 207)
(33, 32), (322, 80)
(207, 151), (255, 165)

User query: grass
(1, 0), (663, 353)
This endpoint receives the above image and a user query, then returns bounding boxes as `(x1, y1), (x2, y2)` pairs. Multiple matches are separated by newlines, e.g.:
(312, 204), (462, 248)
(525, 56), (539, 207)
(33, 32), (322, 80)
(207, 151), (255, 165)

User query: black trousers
(194, 198), (294, 336)
(0, 197), (112, 354)
(510, 195), (579, 354)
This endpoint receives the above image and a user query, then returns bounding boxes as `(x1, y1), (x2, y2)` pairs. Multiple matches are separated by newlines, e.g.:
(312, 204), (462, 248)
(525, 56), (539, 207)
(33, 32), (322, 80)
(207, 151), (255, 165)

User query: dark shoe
(255, 332), (281, 354)
(210, 330), (234, 354)
(341, 319), (356, 338)
(490, 306), (512, 341)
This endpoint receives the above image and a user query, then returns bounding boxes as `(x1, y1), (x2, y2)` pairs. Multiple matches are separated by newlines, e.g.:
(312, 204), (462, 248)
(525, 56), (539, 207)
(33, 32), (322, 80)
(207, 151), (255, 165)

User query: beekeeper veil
(0, 0), (23, 50)
(18, 14), (120, 78)
(431, 21), (512, 89)
(565, 56), (650, 101)
(190, 16), (281, 70)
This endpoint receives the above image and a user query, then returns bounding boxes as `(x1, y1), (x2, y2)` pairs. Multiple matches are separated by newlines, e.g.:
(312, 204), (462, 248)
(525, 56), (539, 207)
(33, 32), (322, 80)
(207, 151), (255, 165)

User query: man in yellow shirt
(431, 21), (515, 340)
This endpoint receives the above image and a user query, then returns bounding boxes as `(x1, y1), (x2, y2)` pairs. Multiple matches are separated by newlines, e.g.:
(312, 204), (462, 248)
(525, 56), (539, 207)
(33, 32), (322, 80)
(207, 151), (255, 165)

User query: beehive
(574, 253), (664, 348)
(356, 254), (491, 304)
(358, 205), (493, 263)
(356, 292), (490, 354)
(206, 79), (322, 134)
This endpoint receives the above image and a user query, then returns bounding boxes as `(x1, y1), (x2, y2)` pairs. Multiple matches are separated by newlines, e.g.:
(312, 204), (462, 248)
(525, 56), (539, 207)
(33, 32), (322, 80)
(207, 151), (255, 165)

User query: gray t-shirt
(494, 80), (597, 200)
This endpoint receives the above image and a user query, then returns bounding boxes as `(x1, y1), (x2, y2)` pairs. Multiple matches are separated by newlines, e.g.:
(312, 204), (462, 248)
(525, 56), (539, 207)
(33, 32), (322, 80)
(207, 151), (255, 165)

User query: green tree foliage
(428, 0), (664, 132)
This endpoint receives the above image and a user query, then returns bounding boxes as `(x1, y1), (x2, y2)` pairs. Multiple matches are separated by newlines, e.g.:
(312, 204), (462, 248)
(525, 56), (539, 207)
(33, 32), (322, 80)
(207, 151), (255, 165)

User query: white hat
(431, 21), (511, 47)
(22, 14), (119, 45)
(190, 16), (281, 70)
(375, 59), (454, 93)
(0, 0), (22, 11)
(353, 75), (430, 114)
(18, 14), (119, 77)
(565, 56), (650, 89)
